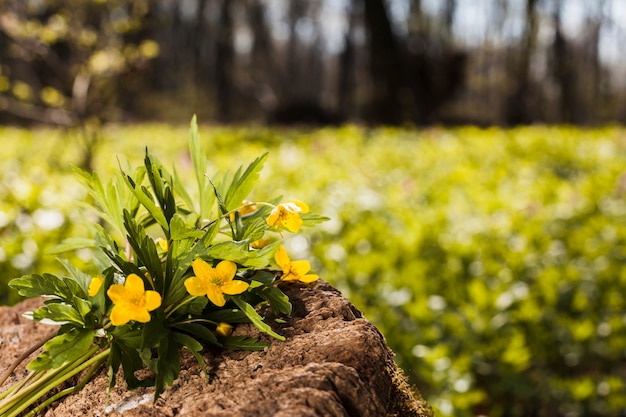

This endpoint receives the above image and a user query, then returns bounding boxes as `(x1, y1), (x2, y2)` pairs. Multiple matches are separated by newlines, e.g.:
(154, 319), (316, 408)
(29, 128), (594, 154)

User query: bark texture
(0, 281), (433, 417)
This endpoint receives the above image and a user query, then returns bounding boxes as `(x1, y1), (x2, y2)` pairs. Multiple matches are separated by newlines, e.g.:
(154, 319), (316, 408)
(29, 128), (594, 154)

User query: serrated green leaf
(32, 303), (85, 326)
(206, 240), (280, 268)
(9, 273), (80, 301)
(27, 328), (95, 371)
(57, 258), (92, 297)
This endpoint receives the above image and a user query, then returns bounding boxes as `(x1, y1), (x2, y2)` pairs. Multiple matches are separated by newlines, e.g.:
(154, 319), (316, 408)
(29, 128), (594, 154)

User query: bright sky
(261, 0), (626, 68)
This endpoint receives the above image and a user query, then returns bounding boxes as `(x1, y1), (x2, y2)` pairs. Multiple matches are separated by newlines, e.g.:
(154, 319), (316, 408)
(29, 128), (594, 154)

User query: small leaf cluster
(1, 116), (326, 415)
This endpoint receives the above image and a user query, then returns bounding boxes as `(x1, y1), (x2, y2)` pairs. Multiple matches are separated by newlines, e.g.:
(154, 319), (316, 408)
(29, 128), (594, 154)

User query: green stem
(23, 353), (107, 417)
(0, 346), (110, 417)
(165, 295), (195, 319)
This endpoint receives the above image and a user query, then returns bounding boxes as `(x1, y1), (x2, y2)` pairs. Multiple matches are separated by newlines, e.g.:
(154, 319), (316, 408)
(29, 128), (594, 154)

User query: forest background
(1, 0), (625, 127)
(1, 1), (626, 417)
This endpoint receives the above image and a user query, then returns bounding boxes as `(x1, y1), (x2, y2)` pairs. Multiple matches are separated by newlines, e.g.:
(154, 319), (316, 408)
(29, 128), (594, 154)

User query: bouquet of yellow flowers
(0, 117), (326, 417)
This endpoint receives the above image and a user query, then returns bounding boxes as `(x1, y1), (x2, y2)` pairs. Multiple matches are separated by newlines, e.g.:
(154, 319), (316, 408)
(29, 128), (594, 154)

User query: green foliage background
(1, 124), (626, 417)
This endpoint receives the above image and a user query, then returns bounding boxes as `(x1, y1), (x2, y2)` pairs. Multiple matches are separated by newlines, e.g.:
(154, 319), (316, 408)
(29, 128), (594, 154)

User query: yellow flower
(275, 246), (318, 283)
(107, 274), (162, 326)
(156, 237), (169, 252)
(184, 259), (249, 307)
(216, 322), (233, 337)
(251, 238), (271, 249)
(88, 275), (103, 297)
(267, 200), (309, 233)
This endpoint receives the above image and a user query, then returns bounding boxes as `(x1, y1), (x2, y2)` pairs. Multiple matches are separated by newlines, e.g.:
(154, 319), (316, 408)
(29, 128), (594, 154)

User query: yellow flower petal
(110, 304), (133, 326)
(107, 284), (126, 304)
(288, 200), (309, 213)
(275, 246), (291, 271)
(145, 290), (162, 311)
(291, 260), (312, 276)
(283, 212), (303, 232)
(299, 273), (319, 283)
(132, 309), (152, 323)
(216, 322), (233, 337)
(184, 275), (208, 296)
(206, 286), (226, 307)
(107, 273), (161, 327)
(215, 260), (237, 282)
(192, 258), (212, 280)
(124, 274), (146, 295)
(267, 209), (280, 227)
(88, 275), (103, 297)
(222, 279), (249, 295)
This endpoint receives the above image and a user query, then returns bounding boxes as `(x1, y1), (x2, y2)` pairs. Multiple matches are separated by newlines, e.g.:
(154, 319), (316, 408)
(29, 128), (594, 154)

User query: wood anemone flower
(107, 274), (162, 326)
(184, 259), (249, 307)
(275, 246), (319, 283)
(266, 200), (309, 233)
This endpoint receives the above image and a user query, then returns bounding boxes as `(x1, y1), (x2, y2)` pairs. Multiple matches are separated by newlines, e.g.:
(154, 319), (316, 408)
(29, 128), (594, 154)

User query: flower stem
(0, 346), (110, 417)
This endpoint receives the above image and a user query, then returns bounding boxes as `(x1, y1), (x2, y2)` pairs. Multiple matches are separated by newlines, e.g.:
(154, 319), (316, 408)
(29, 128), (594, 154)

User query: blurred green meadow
(1, 124), (626, 417)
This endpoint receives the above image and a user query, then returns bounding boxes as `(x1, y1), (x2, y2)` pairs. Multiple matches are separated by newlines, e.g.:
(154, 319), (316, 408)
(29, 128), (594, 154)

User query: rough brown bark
(0, 281), (432, 417)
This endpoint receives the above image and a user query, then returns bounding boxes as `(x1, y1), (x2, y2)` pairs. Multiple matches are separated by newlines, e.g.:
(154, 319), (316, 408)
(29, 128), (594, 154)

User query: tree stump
(0, 281), (433, 417)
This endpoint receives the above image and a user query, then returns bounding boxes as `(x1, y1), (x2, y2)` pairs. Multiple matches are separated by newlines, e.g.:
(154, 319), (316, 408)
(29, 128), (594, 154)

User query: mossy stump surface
(0, 281), (432, 417)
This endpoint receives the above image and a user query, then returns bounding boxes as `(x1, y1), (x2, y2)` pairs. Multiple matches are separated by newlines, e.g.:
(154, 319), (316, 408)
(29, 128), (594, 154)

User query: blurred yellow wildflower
(184, 259), (249, 307)
(251, 238), (271, 249)
(107, 274), (162, 326)
(88, 275), (103, 297)
(275, 246), (318, 283)
(267, 200), (309, 232)
(156, 237), (168, 252)
(216, 322), (233, 337)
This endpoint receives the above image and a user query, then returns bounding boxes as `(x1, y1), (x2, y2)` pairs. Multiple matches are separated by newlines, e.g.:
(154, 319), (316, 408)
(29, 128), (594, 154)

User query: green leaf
(206, 240), (281, 268)
(27, 328), (95, 371)
(31, 303), (85, 326)
(220, 336), (270, 351)
(188, 115), (215, 220)
(122, 172), (169, 235)
(141, 314), (169, 350)
(154, 336), (180, 402)
(173, 322), (220, 346)
(224, 153), (269, 211)
(204, 308), (251, 324)
(47, 237), (97, 255)
(170, 213), (204, 241)
(9, 273), (82, 301)
(300, 213), (331, 227)
(259, 286), (292, 316)
(123, 210), (163, 291)
(230, 297), (285, 341)
(109, 339), (149, 390)
(57, 258), (92, 297)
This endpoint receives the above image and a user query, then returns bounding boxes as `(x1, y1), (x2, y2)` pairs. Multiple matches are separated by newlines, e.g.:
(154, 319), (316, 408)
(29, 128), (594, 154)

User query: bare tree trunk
(338, 2), (357, 119)
(505, 0), (539, 125)
(551, 0), (575, 123)
(362, 0), (406, 124)
(215, 0), (234, 122)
